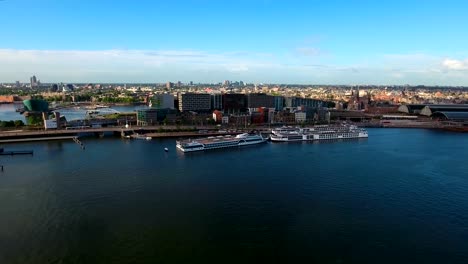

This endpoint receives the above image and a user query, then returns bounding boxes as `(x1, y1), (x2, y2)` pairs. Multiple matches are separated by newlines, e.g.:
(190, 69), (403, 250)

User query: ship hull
(177, 134), (266, 152)
(270, 125), (368, 142)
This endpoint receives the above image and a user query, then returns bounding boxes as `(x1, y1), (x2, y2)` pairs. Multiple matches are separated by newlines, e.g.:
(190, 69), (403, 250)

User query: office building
(285, 97), (325, 108)
(211, 94), (223, 110)
(178, 93), (211, 112)
(153, 93), (175, 109)
(247, 93), (275, 108)
(30, 75), (37, 87)
(222, 93), (248, 113)
(274, 96), (285, 111)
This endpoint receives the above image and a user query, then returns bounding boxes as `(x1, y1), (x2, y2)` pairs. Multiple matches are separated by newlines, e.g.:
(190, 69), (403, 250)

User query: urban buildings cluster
(2, 78), (467, 107)
(136, 92), (328, 126)
(1, 77), (467, 127)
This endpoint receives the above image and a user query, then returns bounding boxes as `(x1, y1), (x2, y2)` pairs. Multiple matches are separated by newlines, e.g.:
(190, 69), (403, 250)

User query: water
(0, 129), (467, 263)
(0, 103), (148, 122)
(0, 104), (25, 122)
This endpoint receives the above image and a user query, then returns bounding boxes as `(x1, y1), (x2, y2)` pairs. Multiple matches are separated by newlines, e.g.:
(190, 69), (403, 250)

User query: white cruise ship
(270, 125), (368, 142)
(176, 133), (266, 152)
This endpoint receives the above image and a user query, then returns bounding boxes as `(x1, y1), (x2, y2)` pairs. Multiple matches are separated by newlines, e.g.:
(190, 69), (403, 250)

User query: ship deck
(194, 136), (239, 145)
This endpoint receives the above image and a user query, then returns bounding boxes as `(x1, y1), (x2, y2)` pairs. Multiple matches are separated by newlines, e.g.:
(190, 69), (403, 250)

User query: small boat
(164, 147), (169, 152)
(133, 134), (152, 140)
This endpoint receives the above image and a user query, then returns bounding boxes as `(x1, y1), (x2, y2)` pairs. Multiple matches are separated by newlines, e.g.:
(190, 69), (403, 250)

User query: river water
(0, 128), (467, 263)
(0, 103), (149, 123)
(0, 104), (25, 122)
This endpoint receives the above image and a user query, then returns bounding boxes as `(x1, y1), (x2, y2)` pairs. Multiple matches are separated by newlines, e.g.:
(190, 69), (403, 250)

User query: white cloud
(382, 53), (440, 70)
(1, 49), (468, 85)
(226, 65), (249, 72)
(441, 58), (468, 70)
(295, 47), (323, 57)
(0, 49), (270, 83)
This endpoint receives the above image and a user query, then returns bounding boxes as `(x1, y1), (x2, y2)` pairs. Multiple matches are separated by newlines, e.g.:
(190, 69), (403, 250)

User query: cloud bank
(441, 58), (468, 71)
(1, 49), (468, 85)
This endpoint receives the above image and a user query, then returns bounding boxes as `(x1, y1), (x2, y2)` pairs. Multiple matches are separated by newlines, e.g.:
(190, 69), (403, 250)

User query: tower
(356, 86), (360, 110)
(30, 75), (37, 87)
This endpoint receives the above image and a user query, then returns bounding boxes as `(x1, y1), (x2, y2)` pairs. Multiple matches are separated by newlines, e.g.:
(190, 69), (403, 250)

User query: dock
(0, 136), (76, 144)
(0, 148), (33, 155)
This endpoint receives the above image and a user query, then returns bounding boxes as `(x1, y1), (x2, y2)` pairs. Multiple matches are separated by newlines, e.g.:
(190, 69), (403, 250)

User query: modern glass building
(178, 93), (211, 112)
(222, 94), (248, 113)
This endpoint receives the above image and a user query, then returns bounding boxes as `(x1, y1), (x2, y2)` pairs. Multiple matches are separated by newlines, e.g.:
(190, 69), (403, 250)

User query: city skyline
(2, 0), (468, 85)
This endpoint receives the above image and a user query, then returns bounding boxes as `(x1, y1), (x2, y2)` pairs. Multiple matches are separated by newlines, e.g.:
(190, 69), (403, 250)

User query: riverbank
(0, 127), (242, 143)
(0, 122), (465, 144)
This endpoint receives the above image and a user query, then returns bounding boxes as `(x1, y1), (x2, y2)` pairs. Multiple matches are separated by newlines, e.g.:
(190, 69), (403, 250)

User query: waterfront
(56, 104), (150, 121)
(0, 103), (149, 123)
(0, 129), (467, 263)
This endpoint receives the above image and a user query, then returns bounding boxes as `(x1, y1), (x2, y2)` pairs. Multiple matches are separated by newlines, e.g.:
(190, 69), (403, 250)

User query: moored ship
(85, 108), (120, 119)
(270, 125), (368, 142)
(176, 133), (266, 152)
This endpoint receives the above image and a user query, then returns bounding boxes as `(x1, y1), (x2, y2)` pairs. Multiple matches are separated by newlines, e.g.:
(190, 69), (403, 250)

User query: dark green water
(0, 128), (467, 263)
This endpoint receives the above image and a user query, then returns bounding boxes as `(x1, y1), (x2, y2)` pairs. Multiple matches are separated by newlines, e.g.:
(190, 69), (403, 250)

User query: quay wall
(0, 121), (464, 143)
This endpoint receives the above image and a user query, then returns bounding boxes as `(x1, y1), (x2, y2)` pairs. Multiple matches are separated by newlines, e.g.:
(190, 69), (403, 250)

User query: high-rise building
(137, 109), (158, 126)
(274, 96), (285, 111)
(356, 86), (361, 110)
(30, 75), (37, 87)
(284, 97), (325, 108)
(50, 84), (59, 92)
(152, 93), (175, 109)
(211, 94), (223, 110)
(178, 93), (211, 112)
(247, 93), (275, 109)
(166, 82), (174, 89)
(222, 94), (248, 113)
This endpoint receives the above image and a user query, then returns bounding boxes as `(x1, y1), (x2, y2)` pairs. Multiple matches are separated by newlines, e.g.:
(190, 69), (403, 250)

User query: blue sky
(1, 0), (468, 85)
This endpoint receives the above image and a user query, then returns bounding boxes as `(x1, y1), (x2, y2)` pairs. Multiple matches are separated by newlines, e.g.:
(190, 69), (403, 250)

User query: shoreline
(0, 124), (465, 144)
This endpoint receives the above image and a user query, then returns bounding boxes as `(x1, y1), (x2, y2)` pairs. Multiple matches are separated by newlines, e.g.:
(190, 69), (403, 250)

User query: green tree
(14, 120), (24, 127)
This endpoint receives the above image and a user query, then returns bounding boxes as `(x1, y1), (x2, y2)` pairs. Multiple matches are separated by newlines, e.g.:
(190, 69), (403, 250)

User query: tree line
(0, 120), (25, 128)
